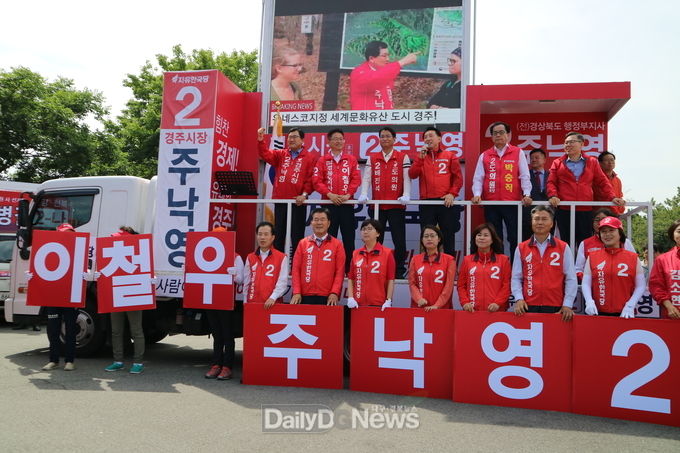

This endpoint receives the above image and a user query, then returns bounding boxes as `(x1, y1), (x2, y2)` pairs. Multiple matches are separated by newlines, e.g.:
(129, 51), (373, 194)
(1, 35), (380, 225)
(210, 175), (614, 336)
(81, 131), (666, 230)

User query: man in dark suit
(522, 149), (550, 240)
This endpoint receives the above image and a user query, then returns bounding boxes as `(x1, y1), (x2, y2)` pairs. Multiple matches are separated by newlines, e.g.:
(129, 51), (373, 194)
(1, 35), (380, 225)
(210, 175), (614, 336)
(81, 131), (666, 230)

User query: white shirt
(511, 235), (578, 307)
(242, 251), (290, 302)
(472, 144), (532, 198)
(359, 150), (411, 200)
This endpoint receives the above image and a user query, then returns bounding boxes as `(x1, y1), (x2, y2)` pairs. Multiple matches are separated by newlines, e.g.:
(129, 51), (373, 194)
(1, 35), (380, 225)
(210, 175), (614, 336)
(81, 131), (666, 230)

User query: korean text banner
(27, 230), (89, 308)
(242, 303), (344, 389)
(0, 190), (23, 233)
(155, 70), (218, 297)
(267, 0), (465, 128)
(95, 234), (156, 313)
(183, 231), (236, 310)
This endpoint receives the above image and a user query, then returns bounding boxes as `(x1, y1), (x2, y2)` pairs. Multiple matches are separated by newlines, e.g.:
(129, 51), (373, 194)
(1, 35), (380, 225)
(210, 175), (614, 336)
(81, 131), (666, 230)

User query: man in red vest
(408, 126), (463, 257)
(257, 127), (318, 257)
(472, 121), (533, 261)
(243, 221), (289, 309)
(358, 126), (411, 278)
(512, 206), (577, 321)
(547, 131), (625, 248)
(313, 128), (361, 273)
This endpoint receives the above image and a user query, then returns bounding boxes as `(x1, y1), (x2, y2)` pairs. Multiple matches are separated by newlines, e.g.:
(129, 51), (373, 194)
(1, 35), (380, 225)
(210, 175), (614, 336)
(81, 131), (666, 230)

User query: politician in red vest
(472, 121), (532, 262)
(512, 206), (577, 321)
(243, 221), (289, 309)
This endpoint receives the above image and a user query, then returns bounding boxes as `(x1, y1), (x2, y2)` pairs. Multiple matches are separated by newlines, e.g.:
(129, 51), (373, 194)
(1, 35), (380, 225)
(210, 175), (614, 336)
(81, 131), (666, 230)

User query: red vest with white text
(245, 249), (286, 303)
(349, 243), (395, 306)
(371, 151), (406, 210)
(481, 145), (523, 201)
(588, 248), (638, 313)
(408, 252), (455, 308)
(518, 236), (568, 307)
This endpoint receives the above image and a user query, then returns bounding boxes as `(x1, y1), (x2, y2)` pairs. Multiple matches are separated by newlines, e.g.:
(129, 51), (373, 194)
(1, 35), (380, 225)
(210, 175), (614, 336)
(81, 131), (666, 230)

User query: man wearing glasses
(358, 126), (411, 278)
(313, 128), (361, 272)
(471, 121), (532, 261)
(257, 127), (319, 256)
(349, 40), (418, 110)
(547, 131), (624, 247)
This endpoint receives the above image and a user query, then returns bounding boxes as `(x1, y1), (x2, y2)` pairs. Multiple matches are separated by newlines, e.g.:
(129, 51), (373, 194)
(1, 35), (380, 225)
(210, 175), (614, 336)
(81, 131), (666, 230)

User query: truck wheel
(73, 300), (106, 357)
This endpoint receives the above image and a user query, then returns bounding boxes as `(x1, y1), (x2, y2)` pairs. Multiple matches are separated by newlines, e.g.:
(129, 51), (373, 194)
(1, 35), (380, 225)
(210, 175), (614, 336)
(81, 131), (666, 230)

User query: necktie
(533, 171), (541, 192)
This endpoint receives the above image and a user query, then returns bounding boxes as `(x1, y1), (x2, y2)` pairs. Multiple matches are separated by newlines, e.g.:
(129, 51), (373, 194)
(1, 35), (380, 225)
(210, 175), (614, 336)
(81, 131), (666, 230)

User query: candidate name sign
(183, 231), (236, 310)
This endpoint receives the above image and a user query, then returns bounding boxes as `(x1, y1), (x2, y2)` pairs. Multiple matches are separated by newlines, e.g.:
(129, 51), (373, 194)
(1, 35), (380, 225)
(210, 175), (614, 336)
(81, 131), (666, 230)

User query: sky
(1, 0), (678, 204)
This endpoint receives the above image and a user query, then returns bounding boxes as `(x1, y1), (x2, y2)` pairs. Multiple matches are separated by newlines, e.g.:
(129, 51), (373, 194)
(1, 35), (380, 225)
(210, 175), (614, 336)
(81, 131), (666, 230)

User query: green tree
(0, 67), (122, 182)
(111, 45), (258, 178)
(631, 187), (680, 253)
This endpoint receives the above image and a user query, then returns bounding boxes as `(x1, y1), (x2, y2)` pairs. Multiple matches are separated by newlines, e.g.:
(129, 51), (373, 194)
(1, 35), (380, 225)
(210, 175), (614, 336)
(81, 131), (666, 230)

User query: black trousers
(328, 204), (355, 273)
(370, 207), (406, 278)
(484, 205), (519, 261)
(274, 202), (307, 257)
(555, 208), (592, 249)
(46, 307), (78, 363)
(206, 310), (234, 368)
(301, 295), (328, 305)
(419, 201), (461, 256)
(526, 305), (561, 314)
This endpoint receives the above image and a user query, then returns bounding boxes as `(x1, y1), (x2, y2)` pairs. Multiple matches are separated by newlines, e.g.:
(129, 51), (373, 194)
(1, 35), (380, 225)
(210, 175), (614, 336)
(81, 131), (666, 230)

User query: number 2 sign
(572, 316), (680, 426)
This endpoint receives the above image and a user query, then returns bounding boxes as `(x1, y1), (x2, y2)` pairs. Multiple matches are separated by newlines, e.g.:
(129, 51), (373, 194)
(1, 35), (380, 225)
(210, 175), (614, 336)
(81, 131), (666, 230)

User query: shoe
(105, 362), (124, 372)
(205, 364), (221, 379)
(217, 366), (233, 380)
(129, 363), (144, 374)
(64, 362), (75, 371)
(42, 361), (58, 371)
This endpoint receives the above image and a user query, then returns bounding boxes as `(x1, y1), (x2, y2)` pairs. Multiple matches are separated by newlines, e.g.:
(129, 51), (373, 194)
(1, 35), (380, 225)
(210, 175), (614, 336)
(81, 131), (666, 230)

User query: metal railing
(210, 198), (654, 264)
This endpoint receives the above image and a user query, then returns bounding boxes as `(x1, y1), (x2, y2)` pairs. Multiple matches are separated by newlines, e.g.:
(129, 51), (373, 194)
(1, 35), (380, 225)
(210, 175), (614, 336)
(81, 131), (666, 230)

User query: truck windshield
(0, 236), (13, 263)
(33, 193), (95, 230)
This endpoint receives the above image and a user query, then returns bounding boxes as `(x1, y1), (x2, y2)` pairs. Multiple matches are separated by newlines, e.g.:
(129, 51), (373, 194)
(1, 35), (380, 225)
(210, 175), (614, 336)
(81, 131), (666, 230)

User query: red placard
(183, 231), (236, 310)
(96, 234), (156, 313)
(0, 190), (23, 233)
(453, 311), (572, 411)
(350, 307), (455, 399)
(242, 303), (344, 389)
(573, 316), (680, 427)
(27, 230), (89, 308)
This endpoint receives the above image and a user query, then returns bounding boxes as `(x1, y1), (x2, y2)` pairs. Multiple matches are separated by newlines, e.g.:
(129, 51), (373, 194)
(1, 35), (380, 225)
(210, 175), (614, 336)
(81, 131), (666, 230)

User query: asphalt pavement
(0, 321), (678, 453)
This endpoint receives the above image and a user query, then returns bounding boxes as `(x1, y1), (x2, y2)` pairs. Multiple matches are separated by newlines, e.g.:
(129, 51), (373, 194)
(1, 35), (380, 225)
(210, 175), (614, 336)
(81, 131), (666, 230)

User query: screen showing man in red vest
(511, 206), (577, 321)
(257, 127), (318, 258)
(358, 126), (411, 278)
(581, 216), (645, 318)
(290, 208), (345, 306)
(243, 222), (289, 310)
(472, 121), (532, 261)
(408, 126), (463, 257)
(547, 132), (624, 248)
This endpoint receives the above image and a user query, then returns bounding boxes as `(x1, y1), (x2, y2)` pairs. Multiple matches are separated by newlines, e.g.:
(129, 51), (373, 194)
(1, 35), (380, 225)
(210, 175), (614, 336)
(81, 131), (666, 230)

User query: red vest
(588, 248), (638, 313)
(245, 249), (286, 303)
(313, 153), (361, 197)
(371, 151), (406, 210)
(408, 252), (455, 308)
(518, 236), (569, 307)
(349, 243), (395, 306)
(292, 235), (345, 296)
(649, 247), (680, 317)
(481, 145), (523, 201)
(457, 253), (511, 310)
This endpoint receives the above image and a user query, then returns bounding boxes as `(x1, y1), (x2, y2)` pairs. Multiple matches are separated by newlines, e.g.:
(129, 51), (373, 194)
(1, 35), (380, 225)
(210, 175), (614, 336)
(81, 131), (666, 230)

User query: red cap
(599, 216), (622, 230)
(56, 223), (75, 232)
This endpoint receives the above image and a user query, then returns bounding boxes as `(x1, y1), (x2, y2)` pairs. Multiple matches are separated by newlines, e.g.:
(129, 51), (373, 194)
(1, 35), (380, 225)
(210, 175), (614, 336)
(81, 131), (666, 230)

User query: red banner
(0, 190), (22, 233)
(96, 234), (156, 313)
(453, 311), (572, 411)
(242, 304), (344, 389)
(27, 230), (89, 308)
(573, 317), (680, 427)
(350, 307), (455, 399)
(183, 231), (236, 310)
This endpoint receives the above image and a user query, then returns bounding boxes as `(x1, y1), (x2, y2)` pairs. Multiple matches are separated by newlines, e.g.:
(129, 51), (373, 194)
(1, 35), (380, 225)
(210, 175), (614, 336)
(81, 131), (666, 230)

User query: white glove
(357, 194), (368, 204)
(25, 271), (33, 280)
(381, 299), (392, 311)
(620, 305), (635, 319)
(346, 297), (358, 309)
(397, 195), (410, 205)
(227, 267), (238, 275)
(82, 271), (101, 281)
(584, 300), (598, 316)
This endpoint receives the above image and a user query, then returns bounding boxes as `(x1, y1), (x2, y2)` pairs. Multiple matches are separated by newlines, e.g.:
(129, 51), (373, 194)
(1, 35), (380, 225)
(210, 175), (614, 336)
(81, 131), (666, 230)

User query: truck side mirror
(17, 198), (31, 260)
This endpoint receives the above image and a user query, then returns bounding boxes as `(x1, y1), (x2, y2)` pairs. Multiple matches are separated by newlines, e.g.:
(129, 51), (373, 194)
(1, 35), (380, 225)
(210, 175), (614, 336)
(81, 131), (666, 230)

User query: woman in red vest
(581, 217), (645, 317)
(346, 219), (395, 310)
(408, 225), (456, 310)
(649, 219), (680, 318)
(458, 223), (511, 312)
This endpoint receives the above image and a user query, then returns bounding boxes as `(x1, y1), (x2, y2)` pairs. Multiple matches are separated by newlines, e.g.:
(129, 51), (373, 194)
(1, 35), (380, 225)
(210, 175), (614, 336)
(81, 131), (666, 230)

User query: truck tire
(73, 299), (107, 357)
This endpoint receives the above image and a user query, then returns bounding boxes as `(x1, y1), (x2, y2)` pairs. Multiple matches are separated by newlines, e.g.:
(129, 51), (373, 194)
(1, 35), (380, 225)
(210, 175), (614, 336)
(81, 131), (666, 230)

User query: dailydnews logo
(262, 404), (419, 433)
